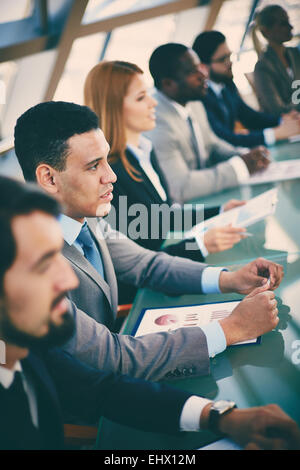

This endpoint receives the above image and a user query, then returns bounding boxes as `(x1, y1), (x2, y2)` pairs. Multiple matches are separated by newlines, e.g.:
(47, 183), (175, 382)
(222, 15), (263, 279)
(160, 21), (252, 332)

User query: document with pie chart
(134, 301), (260, 346)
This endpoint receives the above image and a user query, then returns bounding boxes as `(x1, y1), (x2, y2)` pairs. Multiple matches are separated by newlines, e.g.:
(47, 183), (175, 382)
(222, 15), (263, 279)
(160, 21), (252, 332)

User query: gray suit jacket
(254, 45), (300, 115)
(145, 89), (241, 204)
(62, 217), (211, 381)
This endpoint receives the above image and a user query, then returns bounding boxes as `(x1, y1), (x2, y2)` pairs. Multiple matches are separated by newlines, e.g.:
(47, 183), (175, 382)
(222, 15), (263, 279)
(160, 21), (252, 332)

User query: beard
(0, 301), (75, 352)
(210, 68), (233, 85)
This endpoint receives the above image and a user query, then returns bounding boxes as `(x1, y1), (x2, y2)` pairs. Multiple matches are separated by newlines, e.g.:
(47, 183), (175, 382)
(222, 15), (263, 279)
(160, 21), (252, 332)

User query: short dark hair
(14, 101), (99, 182)
(149, 43), (188, 89)
(0, 176), (60, 294)
(192, 31), (226, 64)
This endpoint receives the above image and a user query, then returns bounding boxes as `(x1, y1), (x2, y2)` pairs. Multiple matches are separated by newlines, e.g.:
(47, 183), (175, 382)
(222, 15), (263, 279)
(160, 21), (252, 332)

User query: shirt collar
(58, 213), (85, 246)
(208, 80), (225, 97)
(127, 136), (153, 164)
(168, 97), (190, 120)
(162, 93), (199, 122)
(0, 361), (22, 389)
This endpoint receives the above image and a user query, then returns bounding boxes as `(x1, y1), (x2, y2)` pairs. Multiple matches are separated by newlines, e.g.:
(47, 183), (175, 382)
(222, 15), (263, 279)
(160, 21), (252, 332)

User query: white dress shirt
(127, 137), (168, 202)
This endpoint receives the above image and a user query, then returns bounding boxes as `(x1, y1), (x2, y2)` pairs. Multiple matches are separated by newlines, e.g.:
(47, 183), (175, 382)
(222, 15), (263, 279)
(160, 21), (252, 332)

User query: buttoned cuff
(202, 267), (227, 294)
(229, 155), (250, 184)
(180, 396), (212, 431)
(263, 128), (276, 146)
(200, 321), (227, 358)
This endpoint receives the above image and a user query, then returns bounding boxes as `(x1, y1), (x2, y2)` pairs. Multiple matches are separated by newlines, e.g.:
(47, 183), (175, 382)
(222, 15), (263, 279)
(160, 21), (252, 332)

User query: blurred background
(0, 0), (299, 178)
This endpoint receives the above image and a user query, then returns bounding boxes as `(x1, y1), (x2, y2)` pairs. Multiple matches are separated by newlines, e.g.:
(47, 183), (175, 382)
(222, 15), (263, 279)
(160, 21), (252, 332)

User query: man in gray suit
(13, 101), (283, 382)
(146, 43), (270, 204)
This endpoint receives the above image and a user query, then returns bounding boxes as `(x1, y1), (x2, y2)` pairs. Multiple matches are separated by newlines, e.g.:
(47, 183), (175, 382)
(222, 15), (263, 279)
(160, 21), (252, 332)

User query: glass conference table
(96, 140), (300, 450)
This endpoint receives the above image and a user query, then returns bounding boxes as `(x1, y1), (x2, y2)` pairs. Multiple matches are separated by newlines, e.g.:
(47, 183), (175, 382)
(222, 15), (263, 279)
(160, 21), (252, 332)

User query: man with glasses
(192, 30), (300, 149)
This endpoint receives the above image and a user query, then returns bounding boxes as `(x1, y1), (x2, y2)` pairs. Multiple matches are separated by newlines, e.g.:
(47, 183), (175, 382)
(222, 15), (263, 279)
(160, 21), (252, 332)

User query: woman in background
(84, 60), (245, 264)
(253, 4), (300, 115)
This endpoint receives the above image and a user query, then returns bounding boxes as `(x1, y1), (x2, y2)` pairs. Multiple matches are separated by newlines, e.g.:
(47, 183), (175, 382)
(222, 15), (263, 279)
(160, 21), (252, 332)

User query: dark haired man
(1, 175), (299, 450)
(14, 101), (284, 384)
(146, 43), (270, 204)
(192, 31), (300, 148)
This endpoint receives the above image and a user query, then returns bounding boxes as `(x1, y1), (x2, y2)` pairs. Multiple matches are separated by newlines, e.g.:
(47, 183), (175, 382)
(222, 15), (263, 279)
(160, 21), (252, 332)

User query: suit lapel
(125, 148), (167, 204)
(155, 90), (198, 164)
(150, 150), (173, 204)
(22, 354), (64, 449)
(266, 46), (293, 84)
(62, 240), (113, 309)
(87, 218), (118, 313)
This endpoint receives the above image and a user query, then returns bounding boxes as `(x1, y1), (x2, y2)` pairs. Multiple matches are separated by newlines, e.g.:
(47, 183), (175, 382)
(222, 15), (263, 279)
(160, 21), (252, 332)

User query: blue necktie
(76, 222), (105, 279)
(187, 116), (203, 169)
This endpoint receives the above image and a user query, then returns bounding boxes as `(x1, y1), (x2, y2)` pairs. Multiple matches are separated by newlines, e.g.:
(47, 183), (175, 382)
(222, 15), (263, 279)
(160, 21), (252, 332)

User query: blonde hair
(251, 4), (285, 57)
(84, 60), (143, 181)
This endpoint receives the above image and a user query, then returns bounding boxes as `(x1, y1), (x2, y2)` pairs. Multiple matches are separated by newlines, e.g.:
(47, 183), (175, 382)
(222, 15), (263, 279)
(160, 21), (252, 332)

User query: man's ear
(161, 77), (178, 95)
(36, 164), (58, 194)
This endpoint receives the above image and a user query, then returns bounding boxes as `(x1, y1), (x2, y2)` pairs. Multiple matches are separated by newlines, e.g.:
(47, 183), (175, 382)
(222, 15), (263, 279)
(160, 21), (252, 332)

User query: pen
(240, 232), (254, 237)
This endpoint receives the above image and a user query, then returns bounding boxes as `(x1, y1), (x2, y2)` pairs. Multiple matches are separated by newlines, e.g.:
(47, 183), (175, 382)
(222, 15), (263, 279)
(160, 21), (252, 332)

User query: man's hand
(241, 146), (270, 174)
(219, 284), (279, 345)
(219, 405), (300, 450)
(204, 226), (246, 253)
(219, 257), (284, 295)
(281, 110), (300, 122)
(223, 199), (246, 212)
(274, 117), (300, 141)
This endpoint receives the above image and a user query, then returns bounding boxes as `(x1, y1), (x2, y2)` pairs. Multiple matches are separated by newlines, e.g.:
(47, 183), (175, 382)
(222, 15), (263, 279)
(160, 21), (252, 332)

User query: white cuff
(229, 155), (250, 183)
(180, 396), (212, 431)
(201, 321), (227, 358)
(202, 267), (227, 294)
(263, 128), (276, 146)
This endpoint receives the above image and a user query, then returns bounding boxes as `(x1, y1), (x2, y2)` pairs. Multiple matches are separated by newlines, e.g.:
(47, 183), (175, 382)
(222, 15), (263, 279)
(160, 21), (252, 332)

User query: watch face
(213, 400), (235, 412)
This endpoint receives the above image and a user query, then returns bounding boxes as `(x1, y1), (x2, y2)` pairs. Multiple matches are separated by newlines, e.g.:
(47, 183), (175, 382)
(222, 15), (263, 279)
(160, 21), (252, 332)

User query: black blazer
(202, 81), (280, 148)
(0, 346), (193, 449)
(110, 147), (220, 263)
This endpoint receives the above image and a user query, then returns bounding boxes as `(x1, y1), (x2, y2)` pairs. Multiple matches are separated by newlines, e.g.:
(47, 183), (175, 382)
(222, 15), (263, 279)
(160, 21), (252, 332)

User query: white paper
(247, 159), (300, 185)
(198, 438), (242, 450)
(135, 301), (257, 346)
(288, 134), (300, 143)
(185, 188), (278, 238)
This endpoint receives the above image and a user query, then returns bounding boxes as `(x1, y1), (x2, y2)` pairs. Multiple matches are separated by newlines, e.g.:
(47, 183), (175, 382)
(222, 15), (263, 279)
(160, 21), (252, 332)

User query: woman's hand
(204, 225), (246, 253)
(223, 199), (246, 212)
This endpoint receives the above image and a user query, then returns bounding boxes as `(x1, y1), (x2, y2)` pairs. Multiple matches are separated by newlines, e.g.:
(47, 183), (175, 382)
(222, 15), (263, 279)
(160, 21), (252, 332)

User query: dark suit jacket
(0, 348), (193, 449)
(203, 81), (280, 148)
(109, 148), (220, 261)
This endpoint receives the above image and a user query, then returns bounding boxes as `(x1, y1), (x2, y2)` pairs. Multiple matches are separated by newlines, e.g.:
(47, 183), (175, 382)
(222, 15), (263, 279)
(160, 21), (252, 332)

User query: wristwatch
(208, 400), (237, 435)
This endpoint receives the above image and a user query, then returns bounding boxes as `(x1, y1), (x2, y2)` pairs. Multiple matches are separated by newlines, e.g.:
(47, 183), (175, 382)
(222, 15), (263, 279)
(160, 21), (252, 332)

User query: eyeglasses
(211, 52), (235, 64)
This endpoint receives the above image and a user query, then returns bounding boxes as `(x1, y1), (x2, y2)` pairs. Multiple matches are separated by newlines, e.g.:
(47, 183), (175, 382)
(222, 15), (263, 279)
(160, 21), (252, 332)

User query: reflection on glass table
(96, 253), (300, 450)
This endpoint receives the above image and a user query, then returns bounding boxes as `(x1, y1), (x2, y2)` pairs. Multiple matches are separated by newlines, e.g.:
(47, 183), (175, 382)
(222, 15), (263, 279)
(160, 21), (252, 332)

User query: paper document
(185, 188), (278, 238)
(247, 159), (300, 185)
(134, 301), (259, 346)
(198, 438), (242, 450)
(288, 134), (300, 143)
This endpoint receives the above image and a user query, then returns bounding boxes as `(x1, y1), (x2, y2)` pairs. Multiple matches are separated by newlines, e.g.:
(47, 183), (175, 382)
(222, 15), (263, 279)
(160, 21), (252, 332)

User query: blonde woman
(84, 60), (246, 263)
(253, 4), (300, 114)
